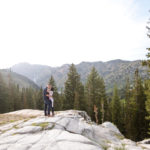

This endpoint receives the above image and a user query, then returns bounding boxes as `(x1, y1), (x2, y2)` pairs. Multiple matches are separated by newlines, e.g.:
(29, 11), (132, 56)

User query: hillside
(0, 109), (150, 150)
(11, 60), (148, 92)
(0, 69), (39, 89)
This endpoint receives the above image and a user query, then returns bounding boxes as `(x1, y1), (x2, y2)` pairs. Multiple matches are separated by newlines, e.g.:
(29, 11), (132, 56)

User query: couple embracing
(43, 84), (54, 117)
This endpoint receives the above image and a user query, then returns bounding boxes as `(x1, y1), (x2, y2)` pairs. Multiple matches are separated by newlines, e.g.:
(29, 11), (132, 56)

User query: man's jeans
(44, 103), (51, 116)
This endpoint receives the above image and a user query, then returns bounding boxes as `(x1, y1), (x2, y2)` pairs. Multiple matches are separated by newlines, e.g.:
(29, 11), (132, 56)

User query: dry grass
(0, 114), (36, 126)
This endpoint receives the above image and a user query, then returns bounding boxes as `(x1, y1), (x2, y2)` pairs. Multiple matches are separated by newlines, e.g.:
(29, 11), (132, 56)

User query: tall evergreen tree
(0, 72), (7, 113)
(100, 78), (109, 122)
(85, 67), (107, 123)
(64, 64), (84, 110)
(111, 85), (121, 129)
(13, 84), (21, 110)
(107, 98), (112, 122)
(120, 98), (126, 135)
(36, 87), (44, 110)
(125, 70), (148, 141)
(74, 81), (85, 110)
(143, 15), (150, 69)
(59, 88), (65, 110)
(124, 78), (133, 138)
(20, 88), (24, 109)
(132, 69), (148, 141)
(21, 87), (27, 109)
(26, 87), (35, 109)
(143, 15), (150, 136)
(7, 72), (15, 111)
(145, 80), (150, 134)
(77, 84), (85, 111)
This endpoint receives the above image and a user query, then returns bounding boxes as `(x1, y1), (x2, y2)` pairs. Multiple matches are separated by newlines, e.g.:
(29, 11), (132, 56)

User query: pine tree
(120, 98), (126, 135)
(145, 80), (150, 134)
(74, 81), (85, 110)
(132, 69), (148, 141)
(124, 78), (133, 138)
(36, 87), (44, 110)
(125, 70), (149, 141)
(59, 88), (65, 110)
(0, 72), (8, 113)
(143, 16), (150, 69)
(64, 64), (84, 110)
(107, 98), (112, 122)
(100, 78), (109, 122)
(143, 15), (150, 136)
(7, 72), (15, 111)
(26, 87), (35, 109)
(20, 88), (24, 109)
(49, 75), (60, 110)
(77, 84), (85, 111)
(111, 85), (121, 129)
(13, 84), (21, 110)
(21, 87), (27, 109)
(85, 67), (107, 123)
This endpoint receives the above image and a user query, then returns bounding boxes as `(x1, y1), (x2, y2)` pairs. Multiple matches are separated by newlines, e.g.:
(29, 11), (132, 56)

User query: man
(43, 84), (52, 116)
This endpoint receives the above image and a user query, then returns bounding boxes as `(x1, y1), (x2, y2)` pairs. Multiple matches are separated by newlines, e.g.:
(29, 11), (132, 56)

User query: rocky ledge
(0, 109), (150, 150)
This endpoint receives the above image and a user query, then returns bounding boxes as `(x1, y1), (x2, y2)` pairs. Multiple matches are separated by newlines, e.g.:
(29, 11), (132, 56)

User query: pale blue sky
(0, 0), (150, 68)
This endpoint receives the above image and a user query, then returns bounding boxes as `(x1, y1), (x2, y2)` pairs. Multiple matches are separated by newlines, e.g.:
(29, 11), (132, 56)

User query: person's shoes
(45, 114), (48, 116)
(52, 113), (55, 117)
(48, 114), (50, 117)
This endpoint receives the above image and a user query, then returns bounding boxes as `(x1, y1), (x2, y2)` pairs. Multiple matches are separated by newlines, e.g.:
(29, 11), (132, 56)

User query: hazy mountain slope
(11, 63), (70, 89)
(0, 69), (39, 89)
(77, 60), (148, 92)
(11, 60), (148, 92)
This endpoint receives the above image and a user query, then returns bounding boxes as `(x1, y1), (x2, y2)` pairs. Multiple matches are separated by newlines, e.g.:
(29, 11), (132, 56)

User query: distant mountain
(11, 60), (148, 93)
(0, 69), (39, 89)
(11, 62), (69, 89)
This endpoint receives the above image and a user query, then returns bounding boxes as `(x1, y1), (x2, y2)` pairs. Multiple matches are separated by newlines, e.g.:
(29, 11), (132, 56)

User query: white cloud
(0, 0), (149, 68)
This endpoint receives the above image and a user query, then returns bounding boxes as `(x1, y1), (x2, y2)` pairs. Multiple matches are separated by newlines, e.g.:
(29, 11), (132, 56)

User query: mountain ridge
(11, 59), (136, 69)
(0, 69), (39, 89)
(11, 59), (148, 93)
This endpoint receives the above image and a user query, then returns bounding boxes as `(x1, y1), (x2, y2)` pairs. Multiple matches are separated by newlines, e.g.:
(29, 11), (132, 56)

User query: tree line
(0, 72), (43, 113)
(57, 64), (150, 142)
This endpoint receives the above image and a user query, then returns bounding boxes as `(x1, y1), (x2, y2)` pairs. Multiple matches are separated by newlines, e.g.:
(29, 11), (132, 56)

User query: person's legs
(52, 107), (54, 116)
(48, 103), (51, 116)
(44, 103), (48, 116)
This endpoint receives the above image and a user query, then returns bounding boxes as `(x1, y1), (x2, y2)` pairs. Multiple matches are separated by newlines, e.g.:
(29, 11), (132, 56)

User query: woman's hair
(51, 87), (54, 91)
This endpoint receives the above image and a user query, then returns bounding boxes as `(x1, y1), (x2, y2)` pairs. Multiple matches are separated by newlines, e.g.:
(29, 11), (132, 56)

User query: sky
(0, 0), (150, 69)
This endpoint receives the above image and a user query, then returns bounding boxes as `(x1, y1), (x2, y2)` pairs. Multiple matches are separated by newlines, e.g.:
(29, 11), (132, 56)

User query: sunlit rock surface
(0, 109), (149, 150)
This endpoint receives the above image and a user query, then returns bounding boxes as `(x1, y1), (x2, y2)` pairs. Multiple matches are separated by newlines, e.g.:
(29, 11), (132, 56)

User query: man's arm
(43, 88), (47, 99)
(43, 88), (49, 99)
